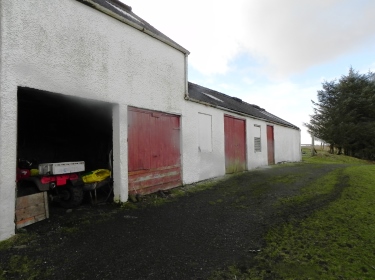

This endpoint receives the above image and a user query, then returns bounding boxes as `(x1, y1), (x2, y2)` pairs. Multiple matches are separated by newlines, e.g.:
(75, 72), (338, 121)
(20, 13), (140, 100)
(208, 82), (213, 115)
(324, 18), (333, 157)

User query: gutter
(184, 95), (300, 131)
(77, 0), (190, 55)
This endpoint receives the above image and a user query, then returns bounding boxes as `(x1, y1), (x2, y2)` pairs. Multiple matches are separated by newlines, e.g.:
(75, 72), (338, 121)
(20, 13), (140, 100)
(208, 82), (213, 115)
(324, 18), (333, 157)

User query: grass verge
(211, 163), (375, 279)
(277, 168), (341, 207)
(302, 147), (368, 164)
(0, 255), (50, 280)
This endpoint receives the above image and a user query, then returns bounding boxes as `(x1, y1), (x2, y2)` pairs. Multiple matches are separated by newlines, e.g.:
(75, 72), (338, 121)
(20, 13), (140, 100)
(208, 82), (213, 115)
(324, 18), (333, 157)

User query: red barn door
(224, 115), (246, 173)
(267, 125), (275, 165)
(128, 107), (181, 195)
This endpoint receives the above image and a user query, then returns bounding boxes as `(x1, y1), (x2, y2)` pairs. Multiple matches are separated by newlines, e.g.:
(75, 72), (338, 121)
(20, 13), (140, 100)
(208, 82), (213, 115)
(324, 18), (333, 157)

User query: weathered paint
(267, 125), (275, 165)
(128, 107), (181, 194)
(224, 115), (246, 173)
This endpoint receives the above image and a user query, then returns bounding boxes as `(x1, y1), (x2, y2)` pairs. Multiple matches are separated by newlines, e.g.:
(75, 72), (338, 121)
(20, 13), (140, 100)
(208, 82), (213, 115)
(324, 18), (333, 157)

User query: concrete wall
(181, 102), (226, 184)
(0, 0), (301, 241)
(246, 118), (269, 169)
(274, 125), (302, 163)
(0, 0), (185, 240)
(181, 101), (301, 184)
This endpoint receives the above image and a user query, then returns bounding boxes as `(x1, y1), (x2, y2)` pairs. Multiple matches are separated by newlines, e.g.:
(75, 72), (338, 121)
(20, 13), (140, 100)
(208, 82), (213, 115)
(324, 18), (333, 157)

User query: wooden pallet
(15, 192), (49, 229)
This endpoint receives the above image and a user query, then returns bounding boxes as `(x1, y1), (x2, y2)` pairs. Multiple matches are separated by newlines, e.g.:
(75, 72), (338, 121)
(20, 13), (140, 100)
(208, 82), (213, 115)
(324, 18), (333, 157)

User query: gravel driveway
(0, 163), (346, 279)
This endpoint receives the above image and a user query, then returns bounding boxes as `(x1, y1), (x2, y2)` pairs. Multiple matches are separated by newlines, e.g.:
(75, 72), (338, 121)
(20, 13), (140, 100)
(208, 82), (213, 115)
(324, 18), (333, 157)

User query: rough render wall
(246, 119), (269, 169)
(181, 102), (226, 184)
(274, 125), (302, 163)
(0, 0), (185, 240)
(0, 0), (301, 242)
(181, 101), (301, 184)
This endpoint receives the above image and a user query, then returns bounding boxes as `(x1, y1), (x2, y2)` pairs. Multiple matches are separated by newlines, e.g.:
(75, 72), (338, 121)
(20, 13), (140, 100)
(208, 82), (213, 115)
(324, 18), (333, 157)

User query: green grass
(302, 147), (368, 164)
(211, 155), (375, 279)
(0, 255), (50, 280)
(268, 174), (302, 184)
(0, 235), (50, 280)
(59, 226), (79, 234)
(0, 233), (35, 251)
(277, 168), (341, 206)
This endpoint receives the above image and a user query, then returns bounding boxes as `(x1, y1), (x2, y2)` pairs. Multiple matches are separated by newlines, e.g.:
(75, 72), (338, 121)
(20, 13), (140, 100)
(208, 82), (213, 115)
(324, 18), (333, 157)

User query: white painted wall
(181, 102), (226, 184)
(181, 101), (301, 184)
(0, 0), (301, 241)
(274, 125), (302, 163)
(246, 118), (269, 169)
(0, 0), (185, 240)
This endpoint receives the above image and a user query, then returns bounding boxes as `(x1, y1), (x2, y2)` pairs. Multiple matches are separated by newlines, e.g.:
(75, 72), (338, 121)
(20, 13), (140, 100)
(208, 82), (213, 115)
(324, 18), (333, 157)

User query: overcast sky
(123, 0), (375, 143)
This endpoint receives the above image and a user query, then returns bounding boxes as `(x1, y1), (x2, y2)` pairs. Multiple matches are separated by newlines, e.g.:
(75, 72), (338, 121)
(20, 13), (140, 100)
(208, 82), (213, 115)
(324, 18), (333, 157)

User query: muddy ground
(0, 163), (347, 279)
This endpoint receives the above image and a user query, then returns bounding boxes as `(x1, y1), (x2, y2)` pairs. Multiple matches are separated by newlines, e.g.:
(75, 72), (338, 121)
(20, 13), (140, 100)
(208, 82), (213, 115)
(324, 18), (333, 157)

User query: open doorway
(16, 87), (114, 215)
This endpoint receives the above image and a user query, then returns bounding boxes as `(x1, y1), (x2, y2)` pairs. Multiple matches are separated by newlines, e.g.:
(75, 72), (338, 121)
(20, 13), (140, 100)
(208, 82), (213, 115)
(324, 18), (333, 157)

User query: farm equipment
(17, 159), (111, 208)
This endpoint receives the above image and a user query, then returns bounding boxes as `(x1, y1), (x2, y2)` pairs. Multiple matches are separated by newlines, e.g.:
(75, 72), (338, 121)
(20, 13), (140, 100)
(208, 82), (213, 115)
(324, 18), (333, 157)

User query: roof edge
(76, 0), (190, 55)
(185, 93), (300, 131)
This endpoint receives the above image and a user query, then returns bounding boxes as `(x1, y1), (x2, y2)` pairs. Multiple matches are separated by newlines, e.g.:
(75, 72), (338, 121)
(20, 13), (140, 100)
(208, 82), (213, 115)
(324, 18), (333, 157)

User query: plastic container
(30, 169), (39, 176)
(38, 161), (85, 175)
(82, 169), (111, 183)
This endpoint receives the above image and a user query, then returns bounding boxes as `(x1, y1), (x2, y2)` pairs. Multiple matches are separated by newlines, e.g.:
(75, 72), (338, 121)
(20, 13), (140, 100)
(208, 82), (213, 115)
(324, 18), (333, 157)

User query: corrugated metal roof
(188, 82), (300, 130)
(76, 0), (189, 54)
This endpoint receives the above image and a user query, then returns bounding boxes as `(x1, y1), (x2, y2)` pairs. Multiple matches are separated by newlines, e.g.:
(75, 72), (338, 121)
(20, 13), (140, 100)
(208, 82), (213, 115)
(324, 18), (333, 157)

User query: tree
(305, 67), (375, 160)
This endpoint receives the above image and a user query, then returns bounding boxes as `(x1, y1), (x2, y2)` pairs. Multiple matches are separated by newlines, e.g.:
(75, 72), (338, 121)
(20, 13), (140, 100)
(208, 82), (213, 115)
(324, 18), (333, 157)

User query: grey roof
(76, 0), (189, 54)
(188, 82), (299, 130)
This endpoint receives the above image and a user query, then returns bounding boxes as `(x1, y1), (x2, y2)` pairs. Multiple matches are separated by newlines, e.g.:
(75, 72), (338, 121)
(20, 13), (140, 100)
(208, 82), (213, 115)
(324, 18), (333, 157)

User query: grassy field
(212, 149), (375, 279)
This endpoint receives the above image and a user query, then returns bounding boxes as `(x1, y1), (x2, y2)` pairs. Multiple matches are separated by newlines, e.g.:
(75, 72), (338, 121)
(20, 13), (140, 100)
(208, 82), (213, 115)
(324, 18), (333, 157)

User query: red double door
(127, 107), (181, 195)
(224, 115), (246, 173)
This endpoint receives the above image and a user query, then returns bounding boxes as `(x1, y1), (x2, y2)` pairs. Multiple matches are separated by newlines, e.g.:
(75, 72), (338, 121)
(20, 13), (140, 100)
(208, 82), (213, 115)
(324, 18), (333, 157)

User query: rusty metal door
(224, 115), (246, 173)
(128, 107), (181, 194)
(267, 125), (275, 165)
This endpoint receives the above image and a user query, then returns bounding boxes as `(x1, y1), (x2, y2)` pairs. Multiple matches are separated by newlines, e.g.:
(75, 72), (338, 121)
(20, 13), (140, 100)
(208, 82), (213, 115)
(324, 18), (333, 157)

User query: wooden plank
(16, 192), (44, 210)
(129, 179), (182, 195)
(15, 192), (49, 228)
(129, 173), (181, 191)
(15, 204), (45, 221)
(128, 164), (181, 176)
(129, 166), (181, 192)
(16, 214), (46, 229)
(44, 192), (50, 219)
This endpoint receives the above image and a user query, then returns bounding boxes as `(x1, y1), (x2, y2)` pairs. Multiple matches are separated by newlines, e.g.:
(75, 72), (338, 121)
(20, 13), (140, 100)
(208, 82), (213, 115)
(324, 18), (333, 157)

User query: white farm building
(0, 0), (301, 240)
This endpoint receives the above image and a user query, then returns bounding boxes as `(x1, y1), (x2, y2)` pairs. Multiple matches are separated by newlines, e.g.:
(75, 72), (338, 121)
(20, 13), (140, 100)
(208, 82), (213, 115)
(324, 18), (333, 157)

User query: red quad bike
(17, 159), (85, 208)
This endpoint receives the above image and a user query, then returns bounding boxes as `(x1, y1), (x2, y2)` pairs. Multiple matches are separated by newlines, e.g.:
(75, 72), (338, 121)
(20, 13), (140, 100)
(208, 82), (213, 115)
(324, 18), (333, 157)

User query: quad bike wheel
(57, 182), (83, 208)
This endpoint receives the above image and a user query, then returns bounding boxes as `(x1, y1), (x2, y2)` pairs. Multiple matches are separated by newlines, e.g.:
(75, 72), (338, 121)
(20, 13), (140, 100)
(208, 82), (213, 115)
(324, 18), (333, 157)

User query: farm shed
(0, 0), (301, 241)
(0, 0), (189, 240)
(180, 82), (301, 185)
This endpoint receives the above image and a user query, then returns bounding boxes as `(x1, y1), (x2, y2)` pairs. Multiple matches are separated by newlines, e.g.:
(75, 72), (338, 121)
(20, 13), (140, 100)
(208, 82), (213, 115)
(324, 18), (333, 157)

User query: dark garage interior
(17, 87), (113, 171)
(16, 87), (114, 210)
